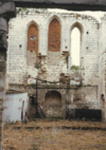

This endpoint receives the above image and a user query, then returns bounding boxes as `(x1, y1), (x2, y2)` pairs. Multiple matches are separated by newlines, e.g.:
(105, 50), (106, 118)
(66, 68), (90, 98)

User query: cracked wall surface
(7, 9), (105, 118)
(7, 9), (99, 84)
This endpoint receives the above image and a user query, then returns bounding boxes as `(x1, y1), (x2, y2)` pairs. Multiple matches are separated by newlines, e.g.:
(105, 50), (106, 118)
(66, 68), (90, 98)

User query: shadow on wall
(45, 91), (62, 107)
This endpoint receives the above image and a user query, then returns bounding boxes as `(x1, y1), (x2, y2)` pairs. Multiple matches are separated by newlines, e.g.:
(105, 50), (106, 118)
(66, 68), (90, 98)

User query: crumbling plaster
(7, 9), (105, 117)
(7, 10), (99, 85)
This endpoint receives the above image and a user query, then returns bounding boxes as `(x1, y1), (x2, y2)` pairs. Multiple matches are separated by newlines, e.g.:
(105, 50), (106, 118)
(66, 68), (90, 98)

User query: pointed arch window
(48, 19), (61, 52)
(70, 22), (83, 68)
(27, 24), (38, 55)
(71, 27), (80, 66)
(48, 18), (61, 66)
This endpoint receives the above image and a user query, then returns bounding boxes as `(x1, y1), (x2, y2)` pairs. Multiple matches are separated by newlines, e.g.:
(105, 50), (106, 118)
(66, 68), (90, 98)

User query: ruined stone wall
(7, 9), (101, 116)
(36, 86), (99, 118)
(99, 16), (106, 97)
(7, 10), (99, 86)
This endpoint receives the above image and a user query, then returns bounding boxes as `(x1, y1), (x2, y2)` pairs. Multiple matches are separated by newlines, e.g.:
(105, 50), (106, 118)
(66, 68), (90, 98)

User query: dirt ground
(3, 120), (106, 150)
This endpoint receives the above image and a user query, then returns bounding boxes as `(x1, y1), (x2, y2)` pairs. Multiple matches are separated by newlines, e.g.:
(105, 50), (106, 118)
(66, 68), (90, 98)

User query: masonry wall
(36, 86), (99, 118)
(99, 15), (106, 119)
(99, 16), (106, 96)
(7, 10), (99, 85)
(7, 9), (101, 117)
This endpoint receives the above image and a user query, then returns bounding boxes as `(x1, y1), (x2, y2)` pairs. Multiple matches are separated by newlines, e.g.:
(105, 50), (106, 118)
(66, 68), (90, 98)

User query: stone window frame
(47, 15), (62, 66)
(25, 20), (40, 55)
(47, 15), (62, 52)
(70, 21), (84, 67)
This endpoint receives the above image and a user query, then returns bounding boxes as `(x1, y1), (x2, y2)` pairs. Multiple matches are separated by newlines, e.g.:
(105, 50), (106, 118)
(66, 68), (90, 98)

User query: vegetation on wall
(16, 7), (47, 15)
(70, 65), (80, 70)
(16, 8), (29, 15)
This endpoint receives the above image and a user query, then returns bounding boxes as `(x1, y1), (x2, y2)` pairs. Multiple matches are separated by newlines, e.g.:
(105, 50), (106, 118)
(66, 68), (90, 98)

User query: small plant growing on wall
(16, 7), (29, 15)
(70, 65), (80, 70)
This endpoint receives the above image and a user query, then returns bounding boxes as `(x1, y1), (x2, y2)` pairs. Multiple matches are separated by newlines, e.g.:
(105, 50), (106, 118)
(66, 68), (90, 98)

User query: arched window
(48, 19), (61, 52)
(48, 19), (61, 66)
(27, 24), (38, 55)
(71, 27), (80, 66)
(70, 22), (83, 69)
(27, 23), (39, 68)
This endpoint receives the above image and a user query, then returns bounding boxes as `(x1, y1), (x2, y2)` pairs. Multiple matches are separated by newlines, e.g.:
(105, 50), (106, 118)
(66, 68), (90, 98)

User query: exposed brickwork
(48, 19), (61, 52)
(48, 19), (61, 67)
(7, 9), (104, 119)
(7, 11), (99, 86)
(27, 24), (38, 55)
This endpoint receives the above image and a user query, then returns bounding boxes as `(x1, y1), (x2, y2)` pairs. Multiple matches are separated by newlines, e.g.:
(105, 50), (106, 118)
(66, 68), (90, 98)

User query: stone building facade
(7, 9), (106, 119)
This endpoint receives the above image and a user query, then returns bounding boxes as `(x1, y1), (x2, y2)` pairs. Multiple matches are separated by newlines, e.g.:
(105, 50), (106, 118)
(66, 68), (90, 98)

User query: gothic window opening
(27, 24), (38, 55)
(71, 27), (80, 67)
(48, 19), (61, 52)
(27, 23), (39, 68)
(48, 18), (61, 66)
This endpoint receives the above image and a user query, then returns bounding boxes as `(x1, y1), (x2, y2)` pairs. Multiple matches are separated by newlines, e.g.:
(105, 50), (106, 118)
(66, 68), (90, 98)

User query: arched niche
(27, 22), (39, 68)
(48, 18), (61, 52)
(48, 18), (61, 66)
(45, 91), (62, 107)
(27, 23), (39, 54)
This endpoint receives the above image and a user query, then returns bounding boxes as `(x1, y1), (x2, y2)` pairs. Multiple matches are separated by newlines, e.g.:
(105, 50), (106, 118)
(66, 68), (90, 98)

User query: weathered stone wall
(36, 86), (99, 118)
(7, 9), (101, 118)
(99, 15), (106, 120)
(7, 10), (99, 85)
(1, 1), (106, 150)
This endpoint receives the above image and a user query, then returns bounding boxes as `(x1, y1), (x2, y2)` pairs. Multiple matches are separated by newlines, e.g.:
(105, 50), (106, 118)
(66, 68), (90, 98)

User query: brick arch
(48, 15), (62, 28)
(27, 23), (39, 55)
